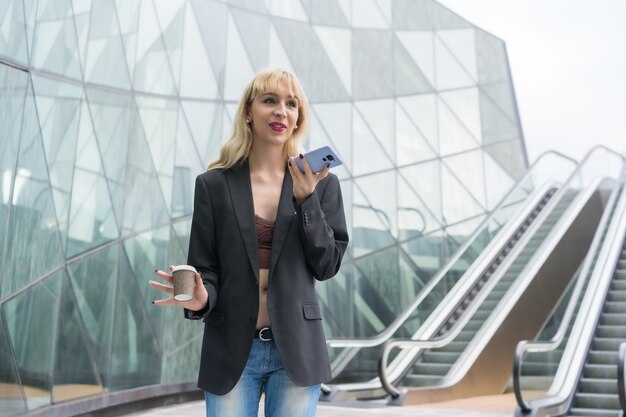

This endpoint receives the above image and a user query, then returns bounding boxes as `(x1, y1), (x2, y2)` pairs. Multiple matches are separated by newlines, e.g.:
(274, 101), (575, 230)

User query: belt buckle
(258, 327), (272, 341)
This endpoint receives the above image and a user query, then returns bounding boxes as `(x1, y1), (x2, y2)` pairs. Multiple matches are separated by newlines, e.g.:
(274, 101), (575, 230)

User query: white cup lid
(172, 265), (197, 273)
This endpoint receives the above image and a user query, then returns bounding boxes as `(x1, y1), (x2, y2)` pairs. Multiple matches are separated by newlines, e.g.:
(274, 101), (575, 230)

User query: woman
(150, 68), (349, 417)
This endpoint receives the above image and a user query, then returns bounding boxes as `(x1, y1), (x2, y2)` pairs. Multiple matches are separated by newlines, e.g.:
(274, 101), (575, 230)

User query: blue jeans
(204, 339), (320, 417)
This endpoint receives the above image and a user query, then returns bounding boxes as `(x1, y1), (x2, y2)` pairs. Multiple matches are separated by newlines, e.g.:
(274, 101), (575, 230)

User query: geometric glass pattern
(0, 0), (527, 414)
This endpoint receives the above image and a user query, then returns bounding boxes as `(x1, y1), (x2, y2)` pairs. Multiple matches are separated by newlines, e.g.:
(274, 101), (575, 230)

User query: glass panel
(392, 0), (470, 31)
(475, 29), (508, 84)
(397, 94), (438, 153)
(355, 99), (394, 162)
(268, 25), (296, 74)
(395, 101), (437, 165)
(440, 87), (481, 143)
(394, 36), (433, 95)
(180, 101), (223, 165)
(355, 171), (397, 239)
(114, 0), (141, 79)
(484, 139), (527, 180)
(0, 0), (29, 64)
(434, 35), (474, 90)
(351, 0), (388, 29)
(133, 0), (177, 95)
(84, 0), (132, 89)
(351, 183), (395, 257)
(4, 271), (63, 411)
(484, 151), (516, 210)
(109, 250), (161, 390)
(311, 103), (352, 169)
(397, 173), (441, 239)
(303, 0), (349, 27)
(66, 246), (118, 388)
(480, 90), (520, 146)
(444, 150), (487, 210)
(351, 29), (393, 99)
(52, 272), (104, 402)
(438, 95), (480, 156)
(307, 109), (350, 180)
(0, 310), (27, 417)
(179, 3), (220, 99)
(30, 0), (82, 79)
(231, 7), (270, 71)
(268, 0), (308, 21)
(223, 13), (255, 101)
(0, 66), (29, 299)
(441, 161), (484, 225)
(396, 31), (435, 89)
(351, 108), (393, 175)
(313, 26), (351, 96)
(437, 29), (477, 82)
(155, 0), (186, 90)
(398, 161), (443, 227)
(2, 84), (64, 298)
(173, 116), (204, 218)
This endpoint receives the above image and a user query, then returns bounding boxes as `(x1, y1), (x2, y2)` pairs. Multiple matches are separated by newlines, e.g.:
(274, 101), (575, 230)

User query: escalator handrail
(326, 150), (577, 349)
(523, 163), (626, 415)
(512, 171), (625, 412)
(619, 342), (626, 415)
(378, 175), (604, 399)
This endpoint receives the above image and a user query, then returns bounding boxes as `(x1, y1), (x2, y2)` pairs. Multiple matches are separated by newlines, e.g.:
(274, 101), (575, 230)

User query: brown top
(255, 214), (275, 269)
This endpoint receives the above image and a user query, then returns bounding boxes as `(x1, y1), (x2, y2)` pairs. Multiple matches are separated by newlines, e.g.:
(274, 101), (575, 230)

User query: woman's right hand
(149, 266), (208, 312)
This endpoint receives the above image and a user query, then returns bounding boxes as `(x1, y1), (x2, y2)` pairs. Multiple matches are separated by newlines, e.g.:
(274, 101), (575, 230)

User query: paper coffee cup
(172, 265), (196, 302)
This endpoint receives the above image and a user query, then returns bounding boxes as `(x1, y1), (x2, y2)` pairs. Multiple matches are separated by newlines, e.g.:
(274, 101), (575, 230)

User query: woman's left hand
(288, 154), (330, 203)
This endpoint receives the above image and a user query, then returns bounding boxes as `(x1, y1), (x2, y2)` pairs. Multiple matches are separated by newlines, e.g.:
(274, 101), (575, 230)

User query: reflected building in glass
(0, 0), (526, 415)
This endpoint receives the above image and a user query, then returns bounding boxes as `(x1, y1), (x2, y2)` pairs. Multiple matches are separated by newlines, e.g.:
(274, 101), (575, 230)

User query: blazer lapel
(225, 161), (259, 282)
(270, 167), (295, 277)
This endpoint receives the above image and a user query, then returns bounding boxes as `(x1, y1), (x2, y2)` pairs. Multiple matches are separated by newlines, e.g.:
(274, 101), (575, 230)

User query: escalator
(514, 164), (626, 417)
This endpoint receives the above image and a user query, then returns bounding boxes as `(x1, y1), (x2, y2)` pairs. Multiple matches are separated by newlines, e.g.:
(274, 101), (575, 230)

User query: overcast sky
(436, 0), (626, 163)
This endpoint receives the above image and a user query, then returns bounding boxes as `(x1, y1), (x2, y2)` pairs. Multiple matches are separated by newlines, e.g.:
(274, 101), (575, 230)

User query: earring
(246, 118), (250, 123)
(295, 124), (298, 129)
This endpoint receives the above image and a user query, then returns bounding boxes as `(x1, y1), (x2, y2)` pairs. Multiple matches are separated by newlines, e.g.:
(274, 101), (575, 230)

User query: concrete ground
(123, 393), (517, 417)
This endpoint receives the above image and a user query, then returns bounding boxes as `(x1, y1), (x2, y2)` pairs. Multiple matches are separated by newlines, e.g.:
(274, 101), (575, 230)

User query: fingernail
(288, 161), (292, 166)
(151, 301), (155, 304)
(326, 163), (330, 168)
(154, 269), (158, 273)
(299, 154), (303, 159)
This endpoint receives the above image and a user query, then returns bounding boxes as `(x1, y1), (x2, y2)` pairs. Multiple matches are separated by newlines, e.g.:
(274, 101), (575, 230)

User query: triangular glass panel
(0, 0), (29, 64)
(434, 35), (474, 90)
(484, 150), (516, 210)
(72, 0), (92, 78)
(443, 150), (487, 210)
(302, 0), (349, 27)
(392, 0), (470, 30)
(227, 0), (267, 13)
(180, 100), (223, 165)
(66, 102), (120, 257)
(268, 24), (296, 73)
(481, 81), (517, 124)
(354, 246), (401, 322)
(475, 29), (508, 84)
(84, 0), (132, 89)
(133, 0), (177, 95)
(160, 332), (202, 383)
(224, 13), (255, 101)
(30, 0), (82, 79)
(268, 0), (308, 21)
(231, 7), (270, 71)
(85, 87), (132, 227)
(310, 103), (353, 171)
(397, 172), (441, 239)
(350, 266), (387, 337)
(173, 112), (206, 217)
(109, 248), (161, 390)
(397, 94), (438, 154)
(314, 26), (351, 95)
(4, 270), (63, 411)
(114, 0), (141, 78)
(172, 218), (192, 255)
(31, 75), (83, 254)
(479, 90), (520, 145)
(122, 108), (170, 234)
(351, 29), (393, 100)
(66, 245), (118, 388)
(445, 214), (486, 249)
(396, 31), (435, 88)
(52, 271), (104, 402)
(136, 96), (177, 216)
(351, 0), (389, 28)
(351, 181), (396, 258)
(355, 99), (394, 163)
(484, 139), (527, 180)
(23, 0), (38, 59)
(2, 84), (64, 298)
(440, 87), (482, 143)
(355, 171), (397, 239)
(438, 95), (480, 156)
(189, 0), (229, 93)
(352, 108), (394, 175)
(400, 234), (446, 294)
(398, 161), (443, 228)
(393, 35), (433, 95)
(437, 29), (477, 82)
(0, 66), (29, 295)
(441, 162), (484, 225)
(308, 109), (350, 180)
(0, 309), (27, 416)
(155, 0), (186, 90)
(179, 3), (220, 99)
(395, 100), (437, 165)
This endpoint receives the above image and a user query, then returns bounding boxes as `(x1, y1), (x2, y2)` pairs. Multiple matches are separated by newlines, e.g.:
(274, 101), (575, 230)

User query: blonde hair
(207, 68), (309, 170)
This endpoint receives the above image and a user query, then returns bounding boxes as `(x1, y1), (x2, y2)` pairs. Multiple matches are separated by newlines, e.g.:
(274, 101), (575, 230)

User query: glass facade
(0, 0), (526, 414)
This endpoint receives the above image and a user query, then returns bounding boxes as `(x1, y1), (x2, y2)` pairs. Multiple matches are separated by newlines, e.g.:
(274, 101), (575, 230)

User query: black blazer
(184, 160), (349, 395)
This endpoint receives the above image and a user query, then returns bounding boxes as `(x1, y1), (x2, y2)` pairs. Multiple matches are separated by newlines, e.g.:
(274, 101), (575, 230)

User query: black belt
(254, 327), (273, 341)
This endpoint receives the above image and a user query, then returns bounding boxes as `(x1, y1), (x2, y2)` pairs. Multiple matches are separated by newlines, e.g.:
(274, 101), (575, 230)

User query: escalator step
(596, 324), (626, 338)
(612, 279), (626, 291)
(582, 364), (617, 379)
(592, 338), (626, 351)
(421, 351), (458, 364)
(568, 407), (620, 417)
(435, 341), (468, 353)
(588, 351), (618, 365)
(606, 290), (626, 302)
(599, 313), (626, 326)
(579, 377), (618, 394)
(412, 362), (451, 376)
(403, 374), (444, 387)
(604, 301), (626, 314)
(573, 392), (619, 411)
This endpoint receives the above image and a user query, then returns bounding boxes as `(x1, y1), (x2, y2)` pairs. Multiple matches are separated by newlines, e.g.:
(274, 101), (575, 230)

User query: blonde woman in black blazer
(150, 68), (348, 417)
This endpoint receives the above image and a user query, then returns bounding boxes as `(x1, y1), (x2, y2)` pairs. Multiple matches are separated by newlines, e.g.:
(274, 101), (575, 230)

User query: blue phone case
(295, 146), (343, 173)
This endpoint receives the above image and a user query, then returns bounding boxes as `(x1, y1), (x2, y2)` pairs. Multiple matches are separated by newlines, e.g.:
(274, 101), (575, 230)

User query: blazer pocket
(203, 311), (224, 326)
(302, 304), (322, 320)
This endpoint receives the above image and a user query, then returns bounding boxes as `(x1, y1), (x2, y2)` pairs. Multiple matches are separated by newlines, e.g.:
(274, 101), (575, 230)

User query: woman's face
(247, 86), (299, 148)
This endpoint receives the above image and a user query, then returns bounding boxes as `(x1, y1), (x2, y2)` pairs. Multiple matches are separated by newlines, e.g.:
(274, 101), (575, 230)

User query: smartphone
(294, 146), (343, 173)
